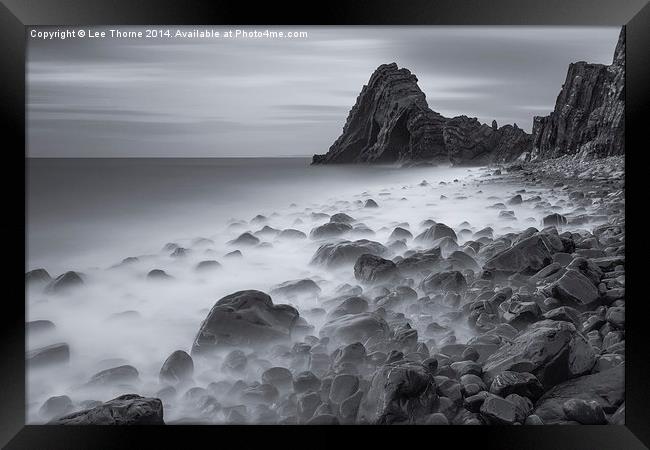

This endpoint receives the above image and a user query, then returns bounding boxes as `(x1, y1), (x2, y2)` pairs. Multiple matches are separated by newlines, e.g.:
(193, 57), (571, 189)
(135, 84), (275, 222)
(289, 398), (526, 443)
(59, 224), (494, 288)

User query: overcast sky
(27, 26), (620, 157)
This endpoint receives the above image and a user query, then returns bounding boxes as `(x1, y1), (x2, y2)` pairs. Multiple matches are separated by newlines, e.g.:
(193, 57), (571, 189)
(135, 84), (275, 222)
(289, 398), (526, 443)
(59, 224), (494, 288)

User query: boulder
(363, 360), (438, 424)
(310, 222), (352, 239)
(354, 254), (399, 284)
(541, 269), (599, 307)
(489, 371), (544, 401)
(87, 365), (139, 386)
(483, 320), (595, 388)
(483, 235), (555, 276)
(45, 271), (84, 293)
(420, 271), (467, 294)
(270, 279), (321, 299)
(310, 240), (387, 268)
(192, 290), (299, 353)
(159, 350), (194, 384)
(50, 394), (164, 425)
(533, 365), (624, 424)
(27, 343), (70, 368)
(320, 313), (389, 345)
(228, 232), (260, 246)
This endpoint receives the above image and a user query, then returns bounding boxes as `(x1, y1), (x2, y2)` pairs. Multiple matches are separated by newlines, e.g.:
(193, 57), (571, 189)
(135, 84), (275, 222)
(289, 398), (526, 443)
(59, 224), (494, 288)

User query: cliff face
(312, 63), (448, 164)
(529, 27), (625, 160)
(313, 27), (624, 166)
(312, 63), (528, 165)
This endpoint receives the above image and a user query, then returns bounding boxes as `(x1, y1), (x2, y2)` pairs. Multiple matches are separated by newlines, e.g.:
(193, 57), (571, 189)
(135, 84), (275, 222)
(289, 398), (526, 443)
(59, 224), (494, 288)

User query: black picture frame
(2, 0), (648, 448)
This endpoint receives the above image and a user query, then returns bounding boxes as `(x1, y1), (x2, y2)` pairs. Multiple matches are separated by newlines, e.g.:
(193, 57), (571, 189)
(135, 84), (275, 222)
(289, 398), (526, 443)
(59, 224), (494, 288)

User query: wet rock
(415, 223), (458, 244)
(330, 213), (355, 224)
(479, 394), (520, 425)
(310, 222), (353, 239)
(45, 271), (84, 293)
(262, 367), (293, 391)
(170, 247), (189, 258)
(483, 234), (557, 276)
(27, 343), (70, 368)
(224, 250), (243, 258)
(364, 199), (379, 208)
(228, 232), (260, 246)
(87, 365), (139, 386)
(354, 254), (399, 285)
(39, 395), (73, 420)
(192, 290), (299, 353)
(26, 320), (55, 334)
(420, 270), (467, 294)
(270, 279), (321, 299)
(222, 350), (248, 372)
(26, 268), (51, 284)
(147, 269), (171, 280)
(533, 365), (623, 424)
(50, 394), (164, 425)
(364, 360), (437, 424)
(310, 240), (387, 268)
(329, 374), (360, 404)
(297, 392), (322, 422)
(562, 398), (606, 424)
(389, 227), (413, 241)
(320, 312), (389, 345)
(195, 260), (221, 271)
(340, 390), (363, 422)
(543, 213), (567, 227)
(328, 296), (369, 318)
(396, 248), (443, 276)
(293, 371), (321, 393)
(542, 269), (599, 308)
(277, 229), (307, 240)
(507, 195), (523, 205)
(489, 371), (544, 401)
(483, 320), (595, 388)
(241, 384), (279, 404)
(159, 350), (194, 384)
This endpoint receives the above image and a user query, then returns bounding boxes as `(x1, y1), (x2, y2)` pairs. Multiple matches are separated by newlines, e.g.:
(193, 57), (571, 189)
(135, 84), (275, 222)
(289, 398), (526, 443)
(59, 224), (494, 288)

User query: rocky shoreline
(26, 155), (625, 425)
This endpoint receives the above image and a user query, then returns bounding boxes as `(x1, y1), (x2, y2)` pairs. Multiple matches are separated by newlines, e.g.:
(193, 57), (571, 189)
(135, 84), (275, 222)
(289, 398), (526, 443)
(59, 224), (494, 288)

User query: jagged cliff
(528, 27), (625, 160)
(313, 27), (624, 166)
(312, 63), (529, 165)
(312, 64), (448, 164)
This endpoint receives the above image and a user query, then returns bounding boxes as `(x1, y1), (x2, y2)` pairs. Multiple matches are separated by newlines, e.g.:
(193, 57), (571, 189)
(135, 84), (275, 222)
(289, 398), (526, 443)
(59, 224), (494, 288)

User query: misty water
(26, 157), (607, 423)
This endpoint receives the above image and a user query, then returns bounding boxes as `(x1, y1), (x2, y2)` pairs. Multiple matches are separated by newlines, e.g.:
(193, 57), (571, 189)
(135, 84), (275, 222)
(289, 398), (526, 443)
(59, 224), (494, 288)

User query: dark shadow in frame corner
(1, 0), (649, 448)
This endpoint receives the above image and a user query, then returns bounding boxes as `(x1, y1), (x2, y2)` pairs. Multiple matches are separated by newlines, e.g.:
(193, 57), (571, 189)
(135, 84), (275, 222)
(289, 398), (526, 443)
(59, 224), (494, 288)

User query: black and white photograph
(25, 24), (627, 427)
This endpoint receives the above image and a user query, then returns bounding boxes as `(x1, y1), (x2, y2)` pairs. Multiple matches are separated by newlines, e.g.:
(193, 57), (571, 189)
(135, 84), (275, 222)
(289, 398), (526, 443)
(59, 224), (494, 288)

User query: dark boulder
(26, 268), (52, 285)
(533, 365), (624, 424)
(270, 279), (321, 299)
(489, 371), (544, 401)
(159, 350), (194, 384)
(26, 320), (55, 334)
(45, 271), (84, 293)
(354, 254), (400, 285)
(27, 343), (70, 368)
(483, 320), (595, 389)
(420, 270), (467, 294)
(192, 290), (299, 353)
(541, 269), (599, 308)
(87, 365), (139, 386)
(50, 394), (164, 425)
(320, 312), (389, 345)
(228, 232), (260, 246)
(310, 240), (387, 268)
(310, 222), (352, 239)
(39, 395), (73, 420)
(277, 229), (307, 240)
(363, 360), (438, 424)
(195, 260), (221, 271)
